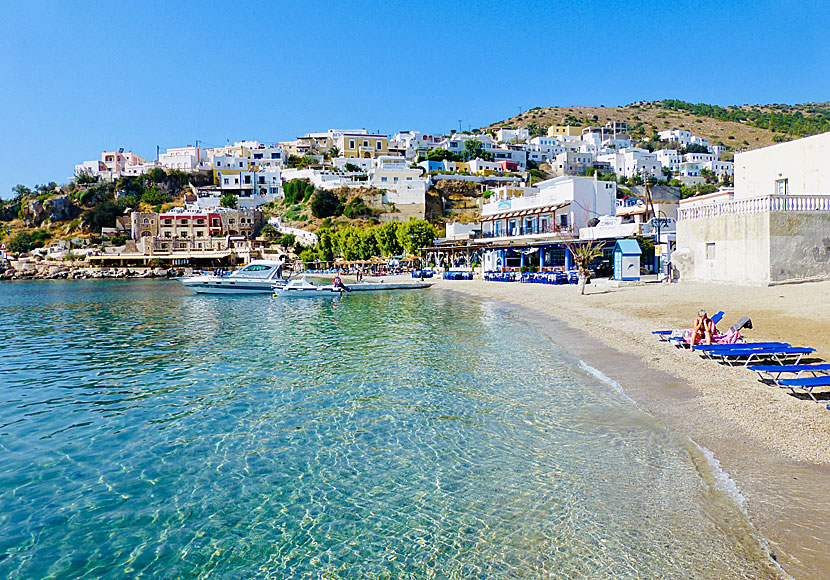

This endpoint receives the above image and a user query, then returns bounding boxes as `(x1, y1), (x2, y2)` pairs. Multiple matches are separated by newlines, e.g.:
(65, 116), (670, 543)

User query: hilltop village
(2, 115), (829, 286)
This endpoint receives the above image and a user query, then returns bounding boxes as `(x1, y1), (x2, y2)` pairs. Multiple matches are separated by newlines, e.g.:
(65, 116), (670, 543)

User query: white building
(159, 146), (202, 171)
(675, 131), (830, 285)
(495, 128), (530, 142)
(597, 148), (663, 179)
(654, 149), (682, 172)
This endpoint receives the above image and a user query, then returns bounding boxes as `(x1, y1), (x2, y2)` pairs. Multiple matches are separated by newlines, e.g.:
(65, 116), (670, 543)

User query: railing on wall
(678, 195), (830, 221)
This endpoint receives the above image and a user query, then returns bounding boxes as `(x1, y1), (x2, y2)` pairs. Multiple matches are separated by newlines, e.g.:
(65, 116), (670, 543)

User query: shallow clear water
(0, 281), (775, 579)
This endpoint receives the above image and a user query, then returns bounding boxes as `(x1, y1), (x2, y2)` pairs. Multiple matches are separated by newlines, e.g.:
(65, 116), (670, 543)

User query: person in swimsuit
(691, 309), (715, 346)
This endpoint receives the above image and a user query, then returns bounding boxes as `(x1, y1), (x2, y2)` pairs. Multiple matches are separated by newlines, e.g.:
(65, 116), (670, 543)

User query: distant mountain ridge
(484, 100), (830, 153)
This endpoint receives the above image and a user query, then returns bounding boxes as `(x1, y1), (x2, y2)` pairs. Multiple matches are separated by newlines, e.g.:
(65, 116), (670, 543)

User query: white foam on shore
(579, 357), (791, 578)
(691, 440), (793, 579)
(577, 359), (638, 406)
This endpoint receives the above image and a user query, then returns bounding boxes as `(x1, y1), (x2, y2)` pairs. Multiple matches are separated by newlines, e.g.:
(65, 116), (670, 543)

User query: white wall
(734, 131), (830, 199)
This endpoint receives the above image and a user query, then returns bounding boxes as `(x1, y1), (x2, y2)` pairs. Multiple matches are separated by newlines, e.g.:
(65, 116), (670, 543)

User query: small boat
(177, 260), (286, 294)
(273, 276), (344, 297)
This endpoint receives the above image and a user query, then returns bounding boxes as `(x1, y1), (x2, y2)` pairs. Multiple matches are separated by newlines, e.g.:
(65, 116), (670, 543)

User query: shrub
(310, 190), (343, 218)
(8, 230), (52, 254)
(142, 186), (172, 206)
(220, 193), (238, 208)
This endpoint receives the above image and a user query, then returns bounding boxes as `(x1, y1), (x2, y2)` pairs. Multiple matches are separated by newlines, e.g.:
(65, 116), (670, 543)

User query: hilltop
(484, 100), (830, 154)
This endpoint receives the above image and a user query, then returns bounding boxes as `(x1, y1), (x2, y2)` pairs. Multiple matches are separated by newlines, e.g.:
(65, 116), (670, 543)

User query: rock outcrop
(20, 195), (80, 226)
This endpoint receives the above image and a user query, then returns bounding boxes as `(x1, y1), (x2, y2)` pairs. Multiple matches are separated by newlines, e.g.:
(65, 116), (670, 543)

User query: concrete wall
(769, 211), (830, 283)
(675, 211), (771, 285)
(735, 131), (830, 199)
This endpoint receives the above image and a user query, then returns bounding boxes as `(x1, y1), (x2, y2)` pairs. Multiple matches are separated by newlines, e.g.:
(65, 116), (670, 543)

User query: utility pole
(458, 120), (462, 133)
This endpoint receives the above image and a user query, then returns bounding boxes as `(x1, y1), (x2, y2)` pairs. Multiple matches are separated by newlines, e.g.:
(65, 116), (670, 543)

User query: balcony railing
(678, 194), (830, 221)
(480, 224), (574, 239)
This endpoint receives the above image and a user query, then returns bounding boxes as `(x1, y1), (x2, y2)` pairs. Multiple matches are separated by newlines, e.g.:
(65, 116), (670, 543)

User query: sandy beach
(432, 277), (830, 579)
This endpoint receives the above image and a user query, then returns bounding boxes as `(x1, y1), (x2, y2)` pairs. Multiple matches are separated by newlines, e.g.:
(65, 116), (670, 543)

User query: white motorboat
(176, 260), (286, 294)
(273, 276), (344, 297)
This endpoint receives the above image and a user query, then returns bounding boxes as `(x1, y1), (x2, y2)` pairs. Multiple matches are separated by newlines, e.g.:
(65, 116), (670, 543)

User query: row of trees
(298, 219), (436, 263)
(660, 99), (830, 138)
(422, 140), (496, 163)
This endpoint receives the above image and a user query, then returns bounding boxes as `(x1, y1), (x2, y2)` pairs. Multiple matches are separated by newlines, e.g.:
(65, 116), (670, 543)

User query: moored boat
(177, 260), (286, 294)
(273, 276), (344, 297)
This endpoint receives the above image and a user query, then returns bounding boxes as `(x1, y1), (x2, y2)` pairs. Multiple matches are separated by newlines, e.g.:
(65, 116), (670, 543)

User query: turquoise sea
(0, 281), (776, 579)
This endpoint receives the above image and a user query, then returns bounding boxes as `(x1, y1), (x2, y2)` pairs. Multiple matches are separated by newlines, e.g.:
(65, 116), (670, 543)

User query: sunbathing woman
(691, 310), (715, 346)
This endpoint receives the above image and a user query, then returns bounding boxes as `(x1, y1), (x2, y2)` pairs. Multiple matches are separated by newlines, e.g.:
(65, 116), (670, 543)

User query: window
(164, 219), (172, 225)
(196, 219), (204, 225)
(376, 141), (382, 150)
(706, 242), (716, 260)
(560, 214), (568, 227)
(196, 230), (204, 238)
(775, 178), (788, 195)
(143, 218), (149, 224)
(180, 219), (188, 225)
(244, 175), (251, 184)
(164, 232), (171, 238)
(381, 177), (387, 182)
(212, 219), (220, 227)
(349, 140), (355, 149)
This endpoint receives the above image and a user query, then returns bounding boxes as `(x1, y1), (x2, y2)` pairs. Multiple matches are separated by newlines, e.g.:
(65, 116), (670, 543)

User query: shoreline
(433, 278), (830, 579)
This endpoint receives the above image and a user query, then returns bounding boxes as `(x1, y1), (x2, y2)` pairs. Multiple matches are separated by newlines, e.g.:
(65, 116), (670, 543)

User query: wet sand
(430, 278), (830, 579)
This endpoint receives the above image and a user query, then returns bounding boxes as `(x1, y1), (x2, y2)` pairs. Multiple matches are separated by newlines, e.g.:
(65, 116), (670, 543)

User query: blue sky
(1, 0), (828, 198)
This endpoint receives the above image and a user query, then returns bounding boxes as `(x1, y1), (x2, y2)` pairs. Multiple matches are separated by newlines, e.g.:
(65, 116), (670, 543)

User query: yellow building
(547, 125), (581, 137)
(336, 133), (389, 158)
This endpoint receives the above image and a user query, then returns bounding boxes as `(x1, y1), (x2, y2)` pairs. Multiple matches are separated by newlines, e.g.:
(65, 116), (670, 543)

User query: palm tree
(565, 241), (606, 295)
(328, 146), (340, 159)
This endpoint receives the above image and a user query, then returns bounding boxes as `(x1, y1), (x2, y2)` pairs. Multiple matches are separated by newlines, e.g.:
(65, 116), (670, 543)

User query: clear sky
(1, 0), (828, 198)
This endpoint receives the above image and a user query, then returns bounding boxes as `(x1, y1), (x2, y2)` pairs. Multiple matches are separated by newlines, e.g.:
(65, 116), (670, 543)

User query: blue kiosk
(613, 239), (642, 281)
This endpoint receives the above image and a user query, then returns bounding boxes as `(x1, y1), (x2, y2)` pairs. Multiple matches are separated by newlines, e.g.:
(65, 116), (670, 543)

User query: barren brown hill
(483, 100), (830, 154)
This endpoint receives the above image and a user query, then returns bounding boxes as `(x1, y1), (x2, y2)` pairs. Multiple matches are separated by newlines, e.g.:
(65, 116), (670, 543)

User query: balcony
(480, 223), (575, 241)
(678, 194), (830, 221)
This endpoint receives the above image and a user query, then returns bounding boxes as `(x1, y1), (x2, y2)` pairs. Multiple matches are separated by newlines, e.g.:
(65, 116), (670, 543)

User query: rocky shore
(0, 261), (177, 281)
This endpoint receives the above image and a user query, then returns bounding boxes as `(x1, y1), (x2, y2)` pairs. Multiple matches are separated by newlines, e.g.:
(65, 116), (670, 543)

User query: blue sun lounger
(692, 342), (790, 353)
(747, 363), (830, 383)
(710, 346), (815, 366)
(652, 312), (725, 341)
(778, 376), (830, 402)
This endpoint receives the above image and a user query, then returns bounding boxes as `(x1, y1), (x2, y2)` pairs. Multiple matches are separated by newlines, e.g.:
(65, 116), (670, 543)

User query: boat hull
(178, 277), (285, 294)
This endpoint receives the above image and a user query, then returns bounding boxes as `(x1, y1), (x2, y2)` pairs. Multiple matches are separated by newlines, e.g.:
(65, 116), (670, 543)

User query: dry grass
(486, 102), (786, 151)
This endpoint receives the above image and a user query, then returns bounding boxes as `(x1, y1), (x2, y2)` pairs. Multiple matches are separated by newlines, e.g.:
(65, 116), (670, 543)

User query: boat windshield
(233, 265), (276, 279)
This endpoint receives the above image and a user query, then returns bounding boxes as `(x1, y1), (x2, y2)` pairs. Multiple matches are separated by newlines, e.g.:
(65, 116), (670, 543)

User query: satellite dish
(587, 217), (600, 227)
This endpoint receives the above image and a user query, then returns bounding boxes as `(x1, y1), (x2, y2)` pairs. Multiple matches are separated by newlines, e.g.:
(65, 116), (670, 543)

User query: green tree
(344, 162), (362, 173)
(426, 148), (461, 162)
(396, 219), (436, 256)
(146, 167), (168, 183)
(74, 169), (99, 185)
(8, 230), (51, 254)
(316, 228), (337, 262)
(83, 200), (123, 232)
(310, 190), (342, 218)
(373, 221), (402, 256)
(142, 186), (173, 206)
(358, 228), (379, 259)
(220, 193), (238, 208)
(12, 184), (33, 201)
(328, 146), (340, 158)
(462, 140), (494, 162)
(337, 226), (362, 260)
(699, 168), (716, 183)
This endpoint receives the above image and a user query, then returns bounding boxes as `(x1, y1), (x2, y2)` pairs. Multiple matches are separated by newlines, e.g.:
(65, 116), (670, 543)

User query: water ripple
(0, 281), (777, 579)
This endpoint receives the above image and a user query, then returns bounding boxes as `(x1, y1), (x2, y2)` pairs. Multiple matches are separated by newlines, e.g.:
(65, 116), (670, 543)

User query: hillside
(484, 100), (830, 153)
